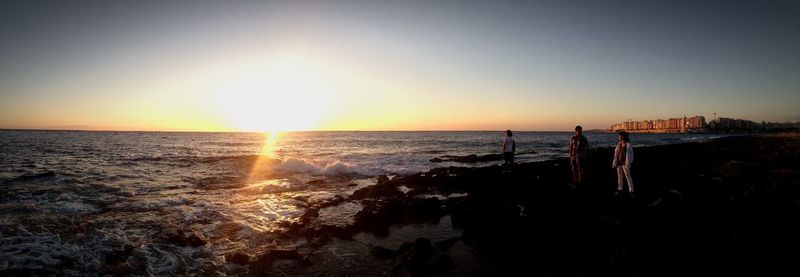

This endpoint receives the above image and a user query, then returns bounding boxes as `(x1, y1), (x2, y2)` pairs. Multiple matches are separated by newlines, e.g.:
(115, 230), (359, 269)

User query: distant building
(610, 116), (707, 133)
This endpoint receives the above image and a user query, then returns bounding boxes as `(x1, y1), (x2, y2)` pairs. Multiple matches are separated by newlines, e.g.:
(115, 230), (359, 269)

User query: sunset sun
(213, 53), (337, 132)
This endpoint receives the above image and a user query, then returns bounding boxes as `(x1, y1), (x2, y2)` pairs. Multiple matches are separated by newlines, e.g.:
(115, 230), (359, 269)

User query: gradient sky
(1, 0), (798, 131)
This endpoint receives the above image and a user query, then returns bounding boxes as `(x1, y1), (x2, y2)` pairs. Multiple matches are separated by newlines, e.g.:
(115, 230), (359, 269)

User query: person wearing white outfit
(613, 131), (634, 195)
(502, 130), (516, 167)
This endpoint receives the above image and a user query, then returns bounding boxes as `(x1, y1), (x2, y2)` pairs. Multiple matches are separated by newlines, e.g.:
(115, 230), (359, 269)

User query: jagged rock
(371, 246), (397, 259)
(183, 233), (207, 247)
(393, 238), (433, 276)
(455, 155), (479, 163)
(377, 175), (390, 184)
(432, 254), (456, 271)
(162, 228), (207, 247)
(428, 153), (512, 163)
(226, 252), (250, 265)
(351, 182), (403, 199)
(260, 135), (800, 276)
(251, 248), (308, 272)
(434, 237), (461, 251)
(719, 160), (762, 178)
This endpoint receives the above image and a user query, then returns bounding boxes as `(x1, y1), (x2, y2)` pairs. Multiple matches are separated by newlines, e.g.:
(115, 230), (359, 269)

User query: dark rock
(162, 229), (207, 247)
(429, 154), (478, 163)
(251, 248), (308, 272)
(398, 241), (415, 253)
(105, 243), (136, 275)
(264, 249), (304, 260)
(435, 237), (461, 251)
(351, 182), (403, 200)
(377, 175), (390, 185)
(429, 153), (511, 164)
(432, 254), (456, 271)
(411, 238), (433, 260)
(406, 238), (434, 275)
(183, 233), (207, 247)
(226, 252), (250, 265)
(719, 160), (762, 178)
(269, 135), (800, 276)
(456, 154), (479, 163)
(371, 246), (397, 259)
(347, 198), (445, 237)
(476, 153), (504, 162)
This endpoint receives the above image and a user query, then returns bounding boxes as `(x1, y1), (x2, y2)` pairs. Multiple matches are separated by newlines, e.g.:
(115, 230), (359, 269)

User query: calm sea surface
(0, 130), (728, 274)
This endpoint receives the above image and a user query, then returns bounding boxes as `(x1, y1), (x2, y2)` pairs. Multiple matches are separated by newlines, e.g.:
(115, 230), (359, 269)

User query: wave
(273, 158), (380, 176)
(189, 155), (380, 176)
(5, 171), (59, 184)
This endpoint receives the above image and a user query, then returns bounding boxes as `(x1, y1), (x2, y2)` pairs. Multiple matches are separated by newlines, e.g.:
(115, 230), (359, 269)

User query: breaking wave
(273, 158), (382, 176)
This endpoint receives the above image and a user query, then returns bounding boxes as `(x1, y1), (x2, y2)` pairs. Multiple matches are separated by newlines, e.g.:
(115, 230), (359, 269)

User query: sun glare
(213, 53), (337, 132)
(259, 131), (281, 157)
(246, 131), (282, 182)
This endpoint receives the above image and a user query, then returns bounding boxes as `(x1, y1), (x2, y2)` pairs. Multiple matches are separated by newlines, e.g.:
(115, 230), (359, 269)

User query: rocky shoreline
(5, 134), (796, 276)
(242, 134), (800, 276)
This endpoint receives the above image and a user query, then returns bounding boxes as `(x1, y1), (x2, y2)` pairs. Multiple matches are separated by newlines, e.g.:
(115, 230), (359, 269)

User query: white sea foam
(418, 192), (469, 200)
(273, 158), (379, 176)
(0, 235), (104, 274)
(128, 243), (218, 275)
(0, 130), (732, 275)
(56, 201), (100, 214)
(397, 185), (412, 194)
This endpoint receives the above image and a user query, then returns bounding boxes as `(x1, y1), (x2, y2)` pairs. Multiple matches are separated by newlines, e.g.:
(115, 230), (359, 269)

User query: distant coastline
(609, 115), (800, 134)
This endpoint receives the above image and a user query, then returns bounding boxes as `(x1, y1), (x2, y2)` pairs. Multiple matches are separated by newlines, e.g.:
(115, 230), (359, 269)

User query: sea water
(0, 130), (727, 275)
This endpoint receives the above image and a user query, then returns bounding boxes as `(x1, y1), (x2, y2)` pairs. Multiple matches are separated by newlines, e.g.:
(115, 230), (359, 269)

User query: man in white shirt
(502, 130), (516, 166)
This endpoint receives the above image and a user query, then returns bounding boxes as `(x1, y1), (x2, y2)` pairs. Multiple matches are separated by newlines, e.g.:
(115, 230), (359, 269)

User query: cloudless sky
(1, 0), (798, 131)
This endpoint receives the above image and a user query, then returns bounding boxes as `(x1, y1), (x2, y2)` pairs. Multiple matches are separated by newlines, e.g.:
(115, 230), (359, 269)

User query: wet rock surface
(429, 151), (535, 163)
(3, 135), (799, 276)
(258, 135), (800, 276)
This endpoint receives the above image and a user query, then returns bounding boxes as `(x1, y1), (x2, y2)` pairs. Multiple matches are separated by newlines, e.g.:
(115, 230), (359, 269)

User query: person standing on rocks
(569, 125), (589, 185)
(502, 130), (516, 167)
(613, 131), (634, 196)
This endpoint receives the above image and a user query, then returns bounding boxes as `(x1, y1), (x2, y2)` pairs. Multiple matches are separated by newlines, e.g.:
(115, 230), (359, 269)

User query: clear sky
(1, 0), (798, 131)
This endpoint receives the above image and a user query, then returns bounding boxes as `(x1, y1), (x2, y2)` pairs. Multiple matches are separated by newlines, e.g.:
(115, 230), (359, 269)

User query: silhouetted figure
(613, 131), (634, 195)
(502, 130), (515, 167)
(569, 125), (589, 185)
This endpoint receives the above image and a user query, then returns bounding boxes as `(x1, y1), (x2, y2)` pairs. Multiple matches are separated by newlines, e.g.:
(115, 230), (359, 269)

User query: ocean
(0, 130), (727, 275)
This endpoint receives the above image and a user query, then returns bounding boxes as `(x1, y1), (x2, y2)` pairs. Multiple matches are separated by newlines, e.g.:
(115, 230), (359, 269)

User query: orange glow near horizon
(1, 2), (797, 133)
(0, 46), (693, 132)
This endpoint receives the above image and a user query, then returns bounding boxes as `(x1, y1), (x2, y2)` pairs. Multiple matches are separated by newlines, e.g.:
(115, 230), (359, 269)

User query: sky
(0, 0), (798, 131)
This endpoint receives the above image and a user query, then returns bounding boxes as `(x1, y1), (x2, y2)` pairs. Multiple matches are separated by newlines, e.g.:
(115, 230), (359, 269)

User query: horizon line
(0, 127), (610, 133)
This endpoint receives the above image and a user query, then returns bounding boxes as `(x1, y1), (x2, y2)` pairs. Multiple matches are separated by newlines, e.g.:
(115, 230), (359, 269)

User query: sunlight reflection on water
(0, 130), (730, 275)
